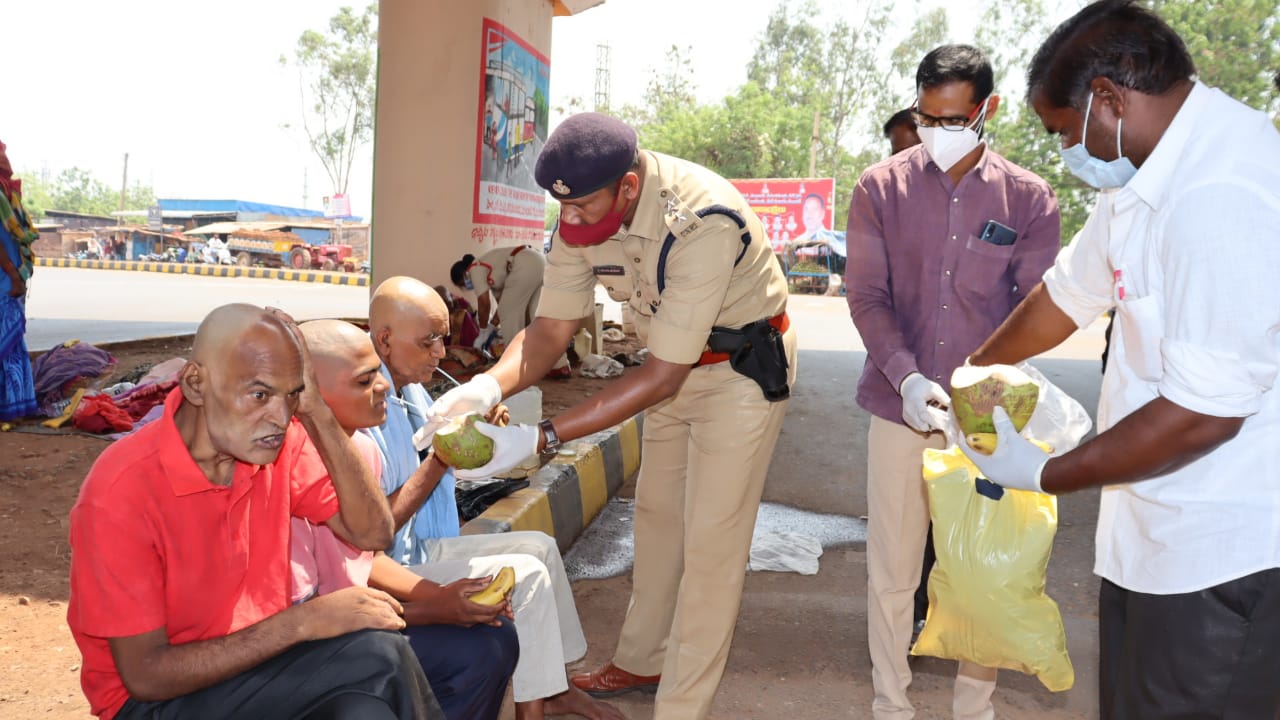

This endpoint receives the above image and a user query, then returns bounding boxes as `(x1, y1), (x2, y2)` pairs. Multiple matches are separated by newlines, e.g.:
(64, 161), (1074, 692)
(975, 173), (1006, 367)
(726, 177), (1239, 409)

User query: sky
(4, 0), (1053, 219)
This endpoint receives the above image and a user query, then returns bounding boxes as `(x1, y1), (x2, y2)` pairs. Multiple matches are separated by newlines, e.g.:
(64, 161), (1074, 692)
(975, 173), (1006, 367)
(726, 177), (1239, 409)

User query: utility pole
(808, 111), (820, 178)
(119, 153), (129, 214)
(594, 43), (611, 112)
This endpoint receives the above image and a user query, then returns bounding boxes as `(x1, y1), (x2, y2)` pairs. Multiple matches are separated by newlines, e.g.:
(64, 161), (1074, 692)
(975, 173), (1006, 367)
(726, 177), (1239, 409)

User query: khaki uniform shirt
(538, 150), (788, 365)
(466, 245), (525, 294)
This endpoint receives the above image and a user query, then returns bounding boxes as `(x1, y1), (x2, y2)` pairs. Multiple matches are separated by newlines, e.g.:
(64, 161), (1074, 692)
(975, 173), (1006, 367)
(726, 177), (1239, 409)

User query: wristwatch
(538, 418), (562, 455)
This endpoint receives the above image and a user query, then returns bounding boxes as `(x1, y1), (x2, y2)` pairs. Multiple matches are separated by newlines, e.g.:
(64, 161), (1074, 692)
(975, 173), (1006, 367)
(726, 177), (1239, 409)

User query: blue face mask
(1059, 93), (1137, 189)
(462, 275), (474, 291)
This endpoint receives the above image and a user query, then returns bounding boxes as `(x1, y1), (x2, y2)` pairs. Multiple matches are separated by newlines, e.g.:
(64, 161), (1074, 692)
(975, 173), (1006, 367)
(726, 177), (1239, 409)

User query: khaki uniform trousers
(497, 250), (568, 369)
(867, 416), (998, 720)
(613, 327), (796, 720)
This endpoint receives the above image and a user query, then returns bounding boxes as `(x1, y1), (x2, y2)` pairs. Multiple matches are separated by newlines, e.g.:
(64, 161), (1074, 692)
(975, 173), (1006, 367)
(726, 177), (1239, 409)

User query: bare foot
(542, 686), (628, 719)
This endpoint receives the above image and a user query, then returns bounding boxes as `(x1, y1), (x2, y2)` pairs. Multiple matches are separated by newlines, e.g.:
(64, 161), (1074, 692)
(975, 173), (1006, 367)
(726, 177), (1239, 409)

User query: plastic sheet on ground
(748, 531), (823, 574)
(579, 353), (624, 378)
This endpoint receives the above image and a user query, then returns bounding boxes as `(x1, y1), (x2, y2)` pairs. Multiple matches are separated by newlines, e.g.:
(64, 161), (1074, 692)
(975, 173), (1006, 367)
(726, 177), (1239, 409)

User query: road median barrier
(35, 257), (369, 287)
(462, 413), (643, 552)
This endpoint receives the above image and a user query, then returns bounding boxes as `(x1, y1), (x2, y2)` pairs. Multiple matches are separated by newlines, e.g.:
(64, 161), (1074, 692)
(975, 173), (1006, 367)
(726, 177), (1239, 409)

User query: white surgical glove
(428, 373), (502, 424)
(452, 422), (540, 481)
(957, 406), (1051, 493)
(899, 372), (950, 433)
(472, 326), (497, 350)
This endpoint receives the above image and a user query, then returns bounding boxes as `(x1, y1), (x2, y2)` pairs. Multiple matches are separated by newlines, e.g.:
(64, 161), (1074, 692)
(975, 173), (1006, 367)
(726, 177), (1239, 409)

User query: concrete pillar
(371, 0), (556, 292)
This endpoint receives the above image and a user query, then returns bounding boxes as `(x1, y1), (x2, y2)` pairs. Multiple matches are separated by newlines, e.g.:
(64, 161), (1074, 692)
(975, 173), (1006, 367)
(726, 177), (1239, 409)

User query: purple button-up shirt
(845, 144), (1060, 424)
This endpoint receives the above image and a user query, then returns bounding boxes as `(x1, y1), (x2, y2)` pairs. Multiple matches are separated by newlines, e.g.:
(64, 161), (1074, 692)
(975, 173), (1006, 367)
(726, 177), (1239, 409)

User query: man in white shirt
(957, 1), (1280, 717)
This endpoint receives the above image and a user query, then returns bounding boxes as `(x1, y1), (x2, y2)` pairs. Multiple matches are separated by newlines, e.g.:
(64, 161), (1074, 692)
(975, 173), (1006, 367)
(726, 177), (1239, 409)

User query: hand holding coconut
(949, 364), (1049, 494)
(956, 406), (1050, 493)
(449, 422), (541, 481)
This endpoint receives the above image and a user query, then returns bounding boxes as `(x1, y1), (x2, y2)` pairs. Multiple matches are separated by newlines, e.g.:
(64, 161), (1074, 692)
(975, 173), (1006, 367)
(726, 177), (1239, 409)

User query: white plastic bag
(580, 353), (625, 378)
(748, 531), (823, 575)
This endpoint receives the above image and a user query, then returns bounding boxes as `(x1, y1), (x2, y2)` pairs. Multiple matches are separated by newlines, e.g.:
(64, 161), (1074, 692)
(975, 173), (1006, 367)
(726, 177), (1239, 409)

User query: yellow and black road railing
(34, 257), (370, 287)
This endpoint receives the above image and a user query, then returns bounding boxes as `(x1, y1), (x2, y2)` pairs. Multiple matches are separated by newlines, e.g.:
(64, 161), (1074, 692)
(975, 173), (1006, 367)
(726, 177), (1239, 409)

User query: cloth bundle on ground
(31, 341), (115, 416)
(70, 358), (184, 435)
(73, 393), (134, 433)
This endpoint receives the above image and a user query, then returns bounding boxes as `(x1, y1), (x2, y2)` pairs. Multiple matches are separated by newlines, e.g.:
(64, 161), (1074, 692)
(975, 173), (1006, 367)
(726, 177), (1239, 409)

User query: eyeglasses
(910, 100), (986, 132)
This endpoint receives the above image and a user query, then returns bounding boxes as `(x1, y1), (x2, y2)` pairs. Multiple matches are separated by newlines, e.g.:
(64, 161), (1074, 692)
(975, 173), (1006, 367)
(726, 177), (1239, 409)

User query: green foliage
(281, 4), (377, 195)
(17, 167), (155, 220)
(1154, 0), (1280, 114)
(626, 2), (902, 231)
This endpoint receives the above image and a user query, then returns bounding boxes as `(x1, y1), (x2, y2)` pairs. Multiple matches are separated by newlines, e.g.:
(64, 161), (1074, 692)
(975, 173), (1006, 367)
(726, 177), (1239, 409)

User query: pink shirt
(288, 432), (379, 603)
(845, 144), (1060, 423)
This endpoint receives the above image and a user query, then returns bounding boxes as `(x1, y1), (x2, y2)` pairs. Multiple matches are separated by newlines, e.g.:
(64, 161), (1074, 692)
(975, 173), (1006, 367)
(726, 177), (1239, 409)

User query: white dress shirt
(1043, 82), (1280, 594)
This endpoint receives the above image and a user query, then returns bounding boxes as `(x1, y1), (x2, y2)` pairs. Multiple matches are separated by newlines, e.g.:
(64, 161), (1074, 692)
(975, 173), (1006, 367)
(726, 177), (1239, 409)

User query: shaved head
(369, 276), (450, 389)
(299, 318), (374, 367)
(178, 303), (305, 472)
(299, 319), (390, 433)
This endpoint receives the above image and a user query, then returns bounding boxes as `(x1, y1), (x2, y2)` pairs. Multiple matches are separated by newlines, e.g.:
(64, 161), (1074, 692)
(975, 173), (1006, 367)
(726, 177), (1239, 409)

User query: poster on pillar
(727, 178), (841, 257)
(472, 18), (549, 246)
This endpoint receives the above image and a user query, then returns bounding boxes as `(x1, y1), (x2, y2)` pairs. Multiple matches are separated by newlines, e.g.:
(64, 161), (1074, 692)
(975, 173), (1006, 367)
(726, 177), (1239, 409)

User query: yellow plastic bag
(911, 446), (1074, 692)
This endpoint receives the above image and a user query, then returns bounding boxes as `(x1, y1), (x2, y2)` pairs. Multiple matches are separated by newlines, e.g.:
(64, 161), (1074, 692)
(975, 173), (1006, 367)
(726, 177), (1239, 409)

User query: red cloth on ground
(115, 380), (178, 421)
(72, 394), (133, 433)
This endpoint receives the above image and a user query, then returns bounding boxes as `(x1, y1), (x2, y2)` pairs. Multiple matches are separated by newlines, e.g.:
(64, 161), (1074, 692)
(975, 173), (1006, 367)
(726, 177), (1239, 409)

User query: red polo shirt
(67, 388), (340, 719)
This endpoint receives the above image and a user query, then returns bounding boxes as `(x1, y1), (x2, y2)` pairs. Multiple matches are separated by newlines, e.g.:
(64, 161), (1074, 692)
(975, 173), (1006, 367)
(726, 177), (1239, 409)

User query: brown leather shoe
(569, 662), (661, 698)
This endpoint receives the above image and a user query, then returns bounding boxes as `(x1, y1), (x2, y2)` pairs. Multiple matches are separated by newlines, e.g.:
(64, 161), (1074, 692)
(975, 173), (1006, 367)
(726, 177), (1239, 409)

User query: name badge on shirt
(592, 265), (626, 276)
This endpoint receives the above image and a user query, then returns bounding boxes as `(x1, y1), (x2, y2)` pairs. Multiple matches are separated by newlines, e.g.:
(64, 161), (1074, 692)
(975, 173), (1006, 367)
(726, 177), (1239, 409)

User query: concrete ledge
(34, 257), (370, 286)
(461, 413), (643, 552)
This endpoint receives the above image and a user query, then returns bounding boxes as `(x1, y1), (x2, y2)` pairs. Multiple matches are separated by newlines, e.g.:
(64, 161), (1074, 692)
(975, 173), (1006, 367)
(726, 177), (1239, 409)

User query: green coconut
(949, 364), (1039, 436)
(431, 413), (495, 470)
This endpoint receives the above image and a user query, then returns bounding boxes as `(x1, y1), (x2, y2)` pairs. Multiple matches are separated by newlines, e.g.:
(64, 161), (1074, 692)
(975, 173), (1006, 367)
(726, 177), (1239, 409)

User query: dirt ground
(0, 332), (643, 718)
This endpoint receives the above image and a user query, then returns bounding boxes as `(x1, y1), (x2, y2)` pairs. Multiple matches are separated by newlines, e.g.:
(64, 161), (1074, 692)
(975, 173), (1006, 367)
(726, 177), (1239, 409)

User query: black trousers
(913, 523), (936, 624)
(116, 629), (442, 720)
(1100, 569), (1280, 720)
(404, 618), (519, 720)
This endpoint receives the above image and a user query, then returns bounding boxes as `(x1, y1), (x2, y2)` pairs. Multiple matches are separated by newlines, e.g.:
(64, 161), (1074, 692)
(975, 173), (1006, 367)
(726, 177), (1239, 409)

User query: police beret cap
(535, 112), (638, 200)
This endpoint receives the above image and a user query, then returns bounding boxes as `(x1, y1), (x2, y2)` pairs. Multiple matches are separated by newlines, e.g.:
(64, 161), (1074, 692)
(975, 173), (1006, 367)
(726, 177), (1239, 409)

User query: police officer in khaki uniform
(425, 112), (797, 720)
(450, 245), (570, 375)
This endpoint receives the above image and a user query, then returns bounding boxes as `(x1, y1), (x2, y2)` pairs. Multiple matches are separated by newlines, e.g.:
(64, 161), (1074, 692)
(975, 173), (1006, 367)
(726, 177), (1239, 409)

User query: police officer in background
(426, 112), (797, 720)
(449, 245), (572, 378)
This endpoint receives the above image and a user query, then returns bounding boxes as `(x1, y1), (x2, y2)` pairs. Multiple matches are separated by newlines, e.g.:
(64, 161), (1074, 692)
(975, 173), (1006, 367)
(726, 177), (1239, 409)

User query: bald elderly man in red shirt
(68, 304), (440, 720)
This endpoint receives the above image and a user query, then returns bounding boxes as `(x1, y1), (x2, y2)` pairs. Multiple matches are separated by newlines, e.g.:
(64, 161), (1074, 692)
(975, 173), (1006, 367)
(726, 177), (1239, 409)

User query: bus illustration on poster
(472, 18), (549, 245)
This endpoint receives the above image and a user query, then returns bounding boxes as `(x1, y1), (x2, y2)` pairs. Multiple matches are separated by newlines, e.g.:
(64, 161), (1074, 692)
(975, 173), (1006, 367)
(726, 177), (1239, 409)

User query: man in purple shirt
(845, 45), (1060, 720)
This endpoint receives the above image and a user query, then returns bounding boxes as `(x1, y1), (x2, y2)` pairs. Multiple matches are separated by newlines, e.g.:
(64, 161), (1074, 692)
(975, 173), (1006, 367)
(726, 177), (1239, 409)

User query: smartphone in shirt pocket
(979, 220), (1018, 246)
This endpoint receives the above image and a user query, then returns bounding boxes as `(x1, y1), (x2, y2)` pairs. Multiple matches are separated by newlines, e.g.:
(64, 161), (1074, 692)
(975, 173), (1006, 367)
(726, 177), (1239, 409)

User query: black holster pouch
(706, 319), (790, 402)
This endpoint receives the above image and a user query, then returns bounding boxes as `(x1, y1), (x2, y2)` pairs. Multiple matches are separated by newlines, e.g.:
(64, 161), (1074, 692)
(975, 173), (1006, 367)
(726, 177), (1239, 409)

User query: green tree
(18, 167), (157, 219)
(16, 169), (54, 219)
(281, 4), (377, 196)
(1154, 0), (1280, 114)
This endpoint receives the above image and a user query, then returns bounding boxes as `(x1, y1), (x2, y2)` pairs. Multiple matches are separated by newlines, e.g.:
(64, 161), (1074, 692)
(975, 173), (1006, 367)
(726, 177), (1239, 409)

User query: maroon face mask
(557, 181), (635, 247)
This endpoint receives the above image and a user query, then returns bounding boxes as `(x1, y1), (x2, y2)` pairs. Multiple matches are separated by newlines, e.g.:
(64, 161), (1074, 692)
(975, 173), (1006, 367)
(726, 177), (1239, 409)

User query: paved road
(24, 267), (369, 350)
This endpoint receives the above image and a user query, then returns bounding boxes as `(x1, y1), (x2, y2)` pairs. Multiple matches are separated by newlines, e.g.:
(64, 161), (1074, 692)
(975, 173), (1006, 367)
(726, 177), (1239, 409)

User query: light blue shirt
(362, 363), (459, 566)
